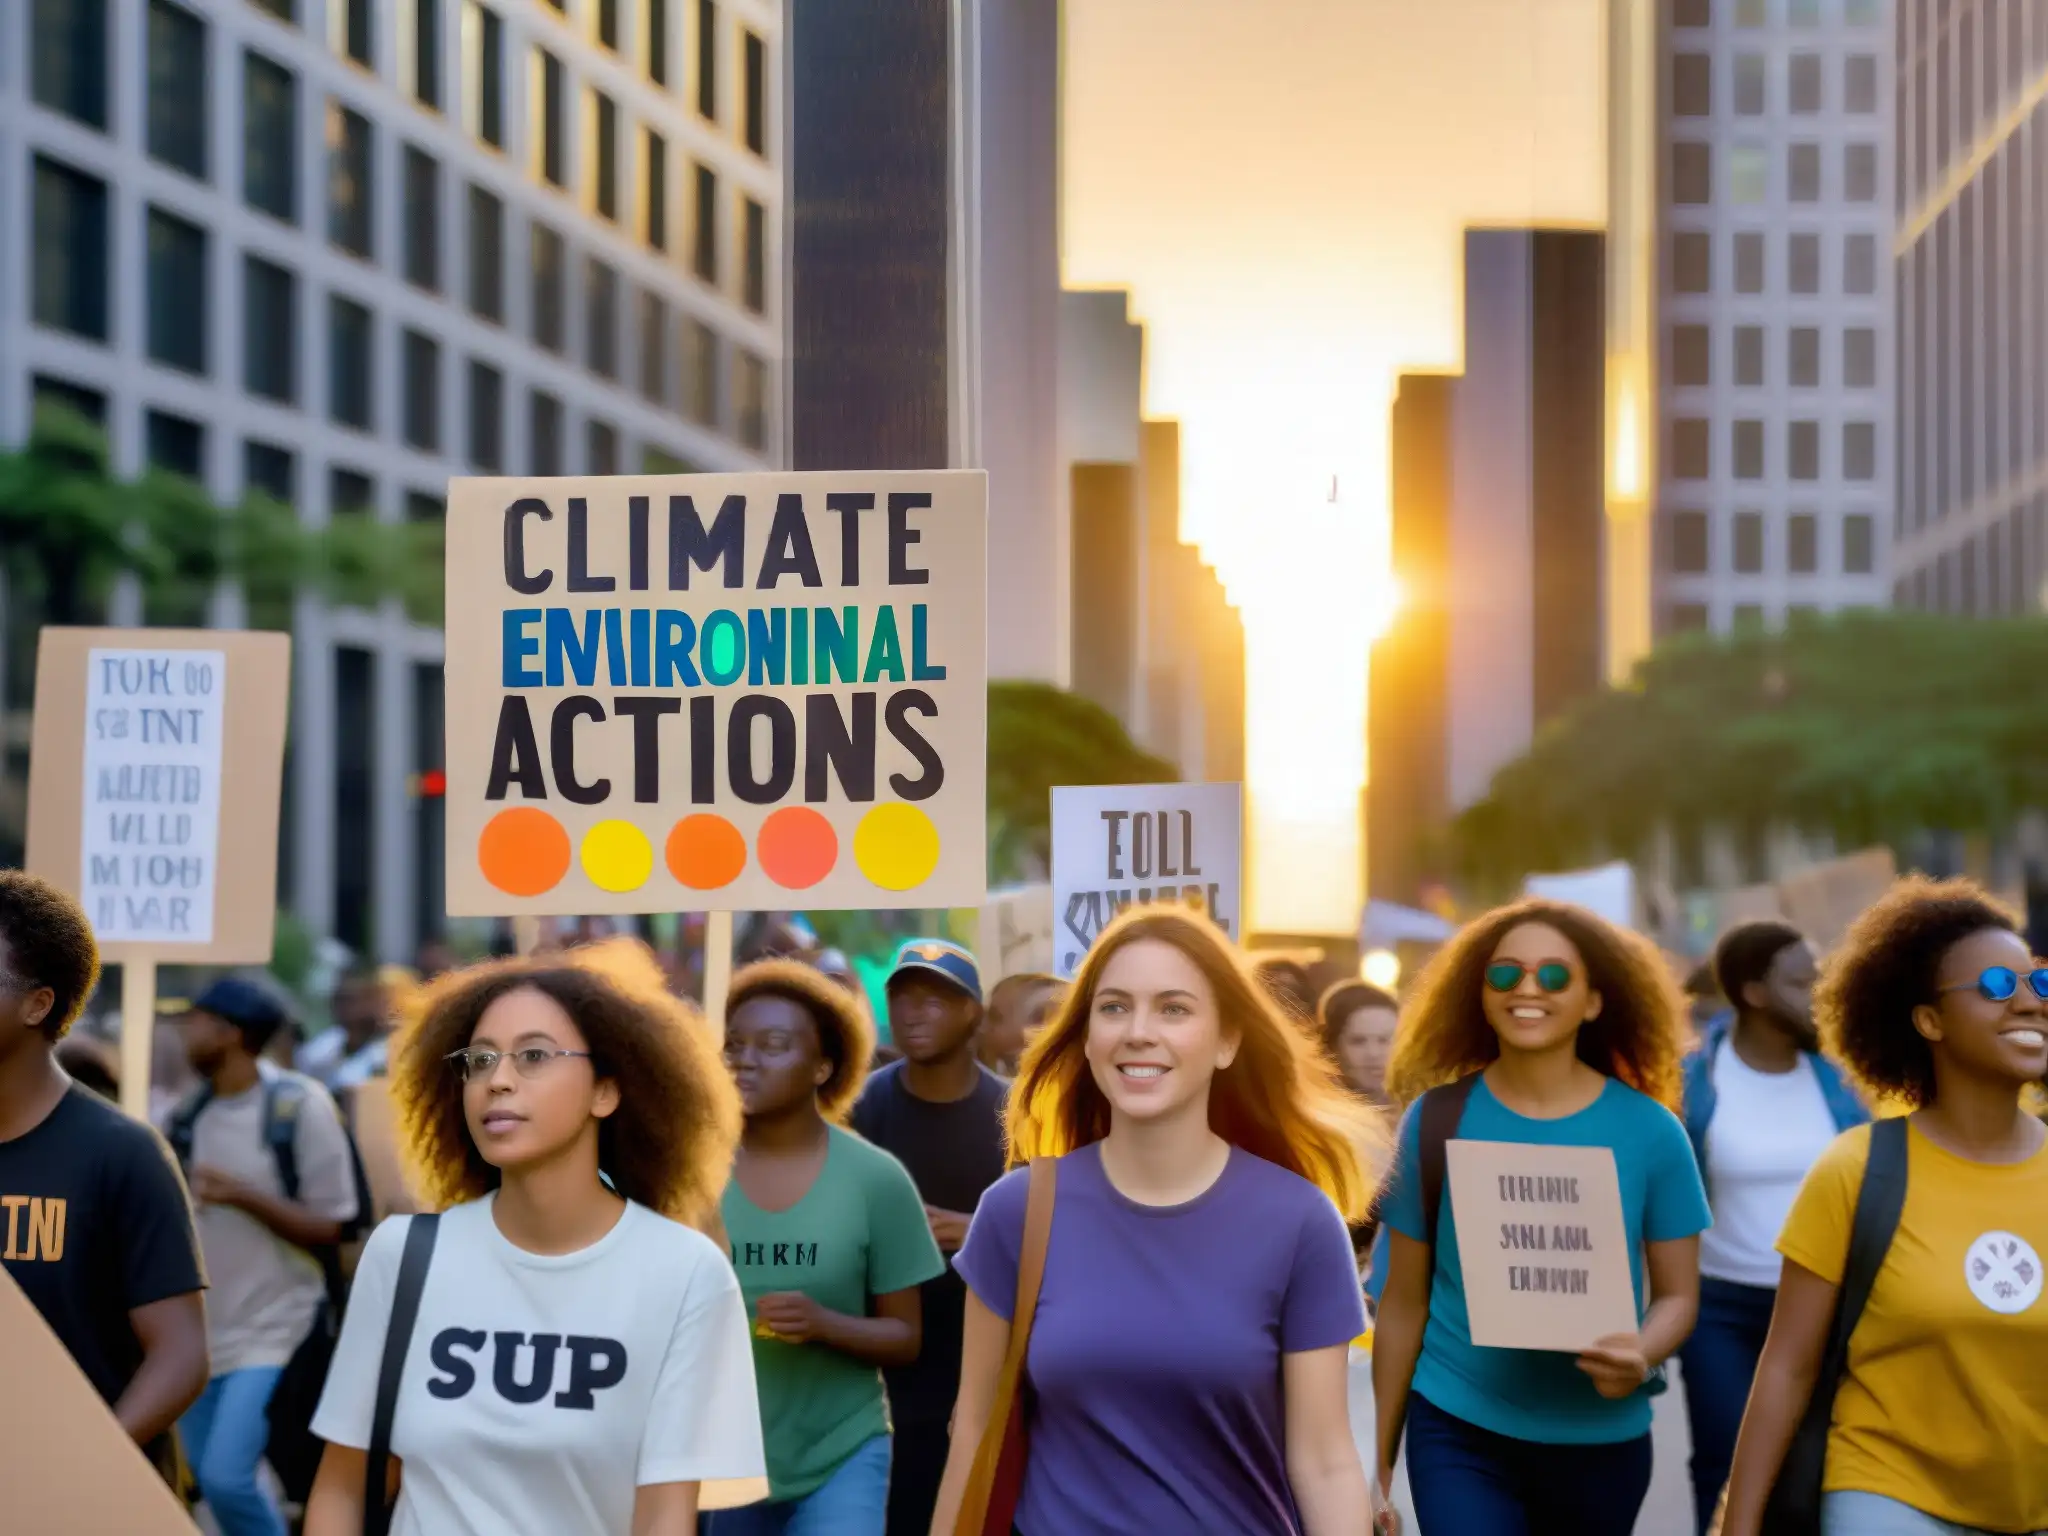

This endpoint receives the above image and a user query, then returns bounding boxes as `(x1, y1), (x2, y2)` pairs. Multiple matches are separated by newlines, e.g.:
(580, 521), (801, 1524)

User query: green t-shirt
(722, 1125), (946, 1500)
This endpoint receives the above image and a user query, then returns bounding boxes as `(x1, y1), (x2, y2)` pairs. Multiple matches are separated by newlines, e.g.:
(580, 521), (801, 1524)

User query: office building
(2, 0), (783, 957)
(1891, 1), (2048, 613)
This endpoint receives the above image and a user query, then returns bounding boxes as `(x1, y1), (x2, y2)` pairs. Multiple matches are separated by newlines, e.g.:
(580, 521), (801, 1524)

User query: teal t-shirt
(1382, 1075), (1710, 1444)
(722, 1126), (946, 1499)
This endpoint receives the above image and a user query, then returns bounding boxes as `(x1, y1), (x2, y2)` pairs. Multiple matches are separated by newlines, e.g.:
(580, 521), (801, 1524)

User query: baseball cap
(183, 975), (295, 1042)
(887, 939), (982, 1001)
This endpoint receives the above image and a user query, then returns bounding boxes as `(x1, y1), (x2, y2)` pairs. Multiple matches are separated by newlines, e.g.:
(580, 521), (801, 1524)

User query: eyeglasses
(1937, 967), (2048, 1004)
(445, 1047), (593, 1083)
(1485, 961), (1575, 995)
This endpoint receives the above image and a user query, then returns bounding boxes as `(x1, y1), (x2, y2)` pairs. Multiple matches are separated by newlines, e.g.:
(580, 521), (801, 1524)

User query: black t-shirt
(849, 1059), (1008, 1427)
(0, 1085), (207, 1416)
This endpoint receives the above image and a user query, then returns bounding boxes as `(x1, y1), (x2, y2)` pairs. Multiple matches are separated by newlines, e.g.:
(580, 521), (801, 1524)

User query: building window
(1671, 510), (1710, 574)
(1844, 234), (1877, 294)
(587, 419), (619, 474)
(648, 0), (670, 84)
(644, 130), (670, 249)
(468, 359), (504, 470)
(597, 0), (620, 50)
(530, 391), (564, 474)
(1734, 420), (1765, 480)
(1672, 143), (1711, 204)
(1672, 418), (1710, 480)
(1788, 0), (1818, 22)
(148, 0), (209, 179)
(328, 103), (375, 257)
(696, 0), (718, 119)
(1734, 54), (1766, 115)
(403, 330), (441, 451)
(406, 490), (444, 523)
(245, 441), (296, 503)
(1674, 0), (1709, 24)
(330, 466), (375, 515)
(1843, 513), (1875, 573)
(244, 52), (298, 221)
(1843, 422), (1876, 480)
(1671, 325), (1710, 386)
(1732, 604), (1766, 630)
(329, 296), (374, 430)
(1788, 420), (1820, 480)
(1844, 326), (1876, 387)
(1789, 233), (1820, 294)
(1734, 511), (1765, 574)
(1734, 232), (1764, 293)
(1667, 603), (1710, 635)
(243, 256), (297, 403)
(145, 209), (208, 375)
(535, 49), (568, 187)
(1734, 326), (1764, 386)
(413, 0), (443, 106)
(146, 410), (206, 479)
(1789, 513), (1818, 574)
(743, 198), (767, 313)
(1728, 144), (1768, 203)
(250, 0), (294, 20)
(1789, 53), (1822, 113)
(587, 259), (619, 379)
(33, 157), (111, 341)
(743, 30), (767, 154)
(1673, 233), (1711, 293)
(332, 646), (376, 950)
(1789, 327), (1821, 386)
(405, 146), (441, 290)
(1673, 54), (1710, 117)
(1788, 143), (1822, 202)
(532, 223), (566, 351)
(1845, 54), (1877, 113)
(464, 1), (505, 147)
(592, 91), (620, 218)
(693, 163), (720, 282)
(468, 186), (504, 321)
(735, 350), (769, 450)
(639, 291), (669, 403)
(684, 317), (721, 424)
(32, 0), (111, 129)
(1844, 143), (1878, 202)
(333, 0), (373, 66)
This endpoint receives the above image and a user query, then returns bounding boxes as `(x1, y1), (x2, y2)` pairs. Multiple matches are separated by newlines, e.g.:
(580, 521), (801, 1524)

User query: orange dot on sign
(666, 815), (747, 890)
(477, 808), (571, 897)
(757, 807), (838, 890)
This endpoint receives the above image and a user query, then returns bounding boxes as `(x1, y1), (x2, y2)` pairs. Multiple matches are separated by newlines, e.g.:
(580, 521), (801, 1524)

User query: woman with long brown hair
(928, 906), (1382, 1536)
(1371, 900), (1707, 1536)
(304, 941), (765, 1536)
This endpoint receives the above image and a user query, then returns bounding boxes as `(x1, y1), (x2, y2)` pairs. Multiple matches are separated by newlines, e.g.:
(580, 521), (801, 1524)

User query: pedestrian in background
(979, 972), (1063, 1077)
(1321, 980), (1400, 1111)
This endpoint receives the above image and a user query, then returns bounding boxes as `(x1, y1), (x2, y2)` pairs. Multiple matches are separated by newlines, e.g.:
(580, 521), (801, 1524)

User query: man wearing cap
(171, 976), (360, 1536)
(850, 939), (1009, 1536)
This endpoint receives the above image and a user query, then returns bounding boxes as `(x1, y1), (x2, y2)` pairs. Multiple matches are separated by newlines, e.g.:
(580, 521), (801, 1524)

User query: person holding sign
(1372, 901), (1708, 1536)
(709, 959), (945, 1536)
(1718, 879), (2048, 1536)
(304, 941), (765, 1536)
(932, 906), (1382, 1536)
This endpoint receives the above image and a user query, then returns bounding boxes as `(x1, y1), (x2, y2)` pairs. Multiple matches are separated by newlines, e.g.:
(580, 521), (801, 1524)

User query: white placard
(79, 648), (226, 944)
(1050, 782), (1242, 978)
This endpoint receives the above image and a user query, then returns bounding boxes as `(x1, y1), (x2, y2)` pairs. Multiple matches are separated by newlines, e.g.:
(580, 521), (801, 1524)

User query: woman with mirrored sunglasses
(1719, 878), (2048, 1536)
(1371, 900), (1706, 1536)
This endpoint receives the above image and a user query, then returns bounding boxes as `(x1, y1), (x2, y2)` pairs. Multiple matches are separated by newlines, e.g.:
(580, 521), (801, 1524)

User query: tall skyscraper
(3, 0), (781, 956)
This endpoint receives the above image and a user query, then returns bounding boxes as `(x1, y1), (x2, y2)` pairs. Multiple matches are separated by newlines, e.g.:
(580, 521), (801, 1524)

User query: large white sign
(1050, 782), (1242, 978)
(79, 648), (226, 944)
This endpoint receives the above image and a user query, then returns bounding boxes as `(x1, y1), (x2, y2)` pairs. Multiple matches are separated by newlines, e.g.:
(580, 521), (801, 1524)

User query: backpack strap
(1419, 1072), (1482, 1253)
(365, 1213), (441, 1536)
(1815, 1117), (1909, 1392)
(262, 1076), (307, 1203)
(165, 1084), (216, 1169)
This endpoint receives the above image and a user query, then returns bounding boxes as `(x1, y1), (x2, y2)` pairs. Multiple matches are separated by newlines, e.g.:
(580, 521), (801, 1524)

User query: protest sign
(1049, 782), (1241, 978)
(981, 884), (1055, 979)
(1524, 861), (1637, 929)
(1776, 846), (1896, 954)
(1445, 1139), (1636, 1352)
(442, 473), (988, 918)
(349, 1079), (421, 1221)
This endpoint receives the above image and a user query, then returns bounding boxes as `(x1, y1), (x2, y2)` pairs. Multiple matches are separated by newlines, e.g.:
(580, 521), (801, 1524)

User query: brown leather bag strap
(1009, 1157), (1058, 1346)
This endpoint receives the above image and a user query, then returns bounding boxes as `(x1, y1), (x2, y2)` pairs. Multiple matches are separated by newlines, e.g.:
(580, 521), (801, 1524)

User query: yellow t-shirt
(1777, 1121), (2048, 1532)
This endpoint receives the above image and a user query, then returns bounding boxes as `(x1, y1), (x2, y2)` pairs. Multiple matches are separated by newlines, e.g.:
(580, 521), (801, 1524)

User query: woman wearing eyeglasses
(303, 941), (766, 1536)
(1371, 900), (1707, 1536)
(1718, 879), (2048, 1536)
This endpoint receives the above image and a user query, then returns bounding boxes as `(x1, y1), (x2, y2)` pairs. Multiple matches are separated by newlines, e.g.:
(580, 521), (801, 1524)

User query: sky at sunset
(1062, 0), (1608, 935)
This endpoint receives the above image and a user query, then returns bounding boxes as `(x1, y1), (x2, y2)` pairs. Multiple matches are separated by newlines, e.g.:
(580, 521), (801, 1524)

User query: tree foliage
(1449, 611), (2048, 889)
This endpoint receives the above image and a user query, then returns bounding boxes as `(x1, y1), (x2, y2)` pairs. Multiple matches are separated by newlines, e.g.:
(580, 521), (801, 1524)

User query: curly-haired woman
(1718, 879), (2048, 1536)
(1371, 900), (1708, 1536)
(929, 906), (1383, 1536)
(303, 941), (765, 1536)
(706, 960), (944, 1536)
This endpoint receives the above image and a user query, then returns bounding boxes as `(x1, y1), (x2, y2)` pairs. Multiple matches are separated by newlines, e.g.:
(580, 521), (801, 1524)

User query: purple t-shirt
(954, 1142), (1365, 1536)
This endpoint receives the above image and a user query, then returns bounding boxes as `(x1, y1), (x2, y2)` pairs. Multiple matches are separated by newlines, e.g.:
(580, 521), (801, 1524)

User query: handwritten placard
(1445, 1139), (1635, 1352)
(1049, 782), (1242, 978)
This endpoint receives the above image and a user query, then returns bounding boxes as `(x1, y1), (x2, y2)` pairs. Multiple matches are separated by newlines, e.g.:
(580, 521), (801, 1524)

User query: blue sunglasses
(1485, 961), (1574, 995)
(1938, 966), (2048, 1003)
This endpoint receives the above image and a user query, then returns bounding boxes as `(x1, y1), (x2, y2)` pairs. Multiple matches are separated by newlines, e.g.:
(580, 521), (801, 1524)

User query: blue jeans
(1404, 1392), (1652, 1536)
(704, 1435), (891, 1536)
(179, 1366), (288, 1536)
(1823, 1491), (2048, 1535)
(1678, 1276), (1778, 1535)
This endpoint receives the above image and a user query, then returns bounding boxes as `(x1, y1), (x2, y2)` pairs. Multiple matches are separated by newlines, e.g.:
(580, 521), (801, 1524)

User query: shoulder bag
(364, 1213), (441, 1536)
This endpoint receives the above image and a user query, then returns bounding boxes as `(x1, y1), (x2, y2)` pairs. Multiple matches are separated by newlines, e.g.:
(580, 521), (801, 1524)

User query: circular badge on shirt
(1964, 1230), (2043, 1315)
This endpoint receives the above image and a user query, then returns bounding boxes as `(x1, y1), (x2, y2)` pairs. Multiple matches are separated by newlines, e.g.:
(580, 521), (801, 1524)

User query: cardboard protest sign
(0, 1267), (198, 1533)
(1445, 1139), (1636, 1352)
(980, 884), (1055, 979)
(349, 1079), (421, 1221)
(25, 629), (292, 962)
(1050, 782), (1241, 978)
(1776, 846), (1896, 954)
(443, 473), (988, 915)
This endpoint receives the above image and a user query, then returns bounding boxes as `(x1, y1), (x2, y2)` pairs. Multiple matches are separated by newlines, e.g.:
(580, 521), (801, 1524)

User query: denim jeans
(1678, 1275), (1779, 1535)
(704, 1435), (891, 1536)
(1403, 1392), (1652, 1536)
(178, 1366), (289, 1536)
(1822, 1490), (2048, 1536)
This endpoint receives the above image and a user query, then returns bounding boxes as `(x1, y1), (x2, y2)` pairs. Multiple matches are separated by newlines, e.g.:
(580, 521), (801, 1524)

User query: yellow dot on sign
(579, 820), (654, 893)
(853, 803), (942, 892)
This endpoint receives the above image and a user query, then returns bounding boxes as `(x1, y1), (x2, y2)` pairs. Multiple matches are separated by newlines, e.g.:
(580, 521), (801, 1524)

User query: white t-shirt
(313, 1196), (766, 1534)
(1698, 1038), (1841, 1288)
